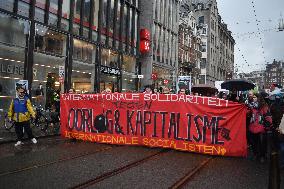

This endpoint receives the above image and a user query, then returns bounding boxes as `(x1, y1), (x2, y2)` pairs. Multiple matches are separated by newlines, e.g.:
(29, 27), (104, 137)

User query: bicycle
(30, 105), (49, 131)
(0, 109), (15, 131)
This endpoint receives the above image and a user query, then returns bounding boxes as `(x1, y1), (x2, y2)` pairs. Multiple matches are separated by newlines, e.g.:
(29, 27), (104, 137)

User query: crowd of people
(223, 84), (284, 165)
(96, 84), (284, 165)
(6, 83), (284, 168)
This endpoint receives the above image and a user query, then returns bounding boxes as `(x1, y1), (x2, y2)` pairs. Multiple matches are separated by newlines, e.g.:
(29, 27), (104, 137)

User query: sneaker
(15, 141), (23, 147)
(31, 138), (37, 144)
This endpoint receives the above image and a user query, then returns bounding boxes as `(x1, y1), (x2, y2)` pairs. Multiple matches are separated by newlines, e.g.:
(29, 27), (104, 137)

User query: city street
(0, 0), (283, 188)
(0, 136), (283, 189)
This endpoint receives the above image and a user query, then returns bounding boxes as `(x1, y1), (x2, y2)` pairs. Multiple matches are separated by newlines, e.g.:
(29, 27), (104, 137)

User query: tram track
(169, 157), (214, 189)
(69, 149), (171, 189)
(0, 145), (116, 177)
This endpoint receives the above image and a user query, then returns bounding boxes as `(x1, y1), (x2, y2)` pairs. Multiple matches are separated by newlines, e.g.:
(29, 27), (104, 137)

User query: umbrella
(221, 79), (255, 91)
(191, 84), (218, 95)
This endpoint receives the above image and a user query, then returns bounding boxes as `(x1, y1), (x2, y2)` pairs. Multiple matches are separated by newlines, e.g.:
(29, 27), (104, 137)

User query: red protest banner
(60, 93), (247, 157)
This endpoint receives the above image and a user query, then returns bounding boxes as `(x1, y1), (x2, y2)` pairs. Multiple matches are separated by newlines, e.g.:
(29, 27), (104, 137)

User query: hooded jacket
(8, 96), (36, 122)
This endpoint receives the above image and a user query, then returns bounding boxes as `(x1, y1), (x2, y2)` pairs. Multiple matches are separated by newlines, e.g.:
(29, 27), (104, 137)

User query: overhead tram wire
(232, 27), (279, 39)
(251, 0), (269, 66)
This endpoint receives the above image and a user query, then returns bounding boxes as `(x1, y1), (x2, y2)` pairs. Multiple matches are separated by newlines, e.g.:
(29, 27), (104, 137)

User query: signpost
(59, 66), (65, 84)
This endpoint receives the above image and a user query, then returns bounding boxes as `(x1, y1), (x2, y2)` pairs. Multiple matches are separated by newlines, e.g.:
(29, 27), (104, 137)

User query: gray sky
(216, 0), (284, 73)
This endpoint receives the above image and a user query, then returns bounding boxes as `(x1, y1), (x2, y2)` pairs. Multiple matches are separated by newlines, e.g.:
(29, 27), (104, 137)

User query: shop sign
(59, 66), (65, 83)
(139, 28), (151, 54)
(140, 40), (150, 54)
(100, 66), (121, 75)
(0, 63), (24, 75)
(140, 29), (150, 41)
(138, 75), (144, 79)
(15, 80), (29, 95)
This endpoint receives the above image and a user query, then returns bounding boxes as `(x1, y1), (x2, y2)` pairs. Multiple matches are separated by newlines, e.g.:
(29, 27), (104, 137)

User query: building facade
(0, 0), (139, 110)
(192, 0), (235, 85)
(178, 2), (201, 86)
(264, 59), (284, 89)
(238, 71), (265, 90)
(138, 0), (179, 89)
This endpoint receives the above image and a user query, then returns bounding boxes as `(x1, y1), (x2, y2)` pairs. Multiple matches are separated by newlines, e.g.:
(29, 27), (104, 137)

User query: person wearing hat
(8, 86), (37, 146)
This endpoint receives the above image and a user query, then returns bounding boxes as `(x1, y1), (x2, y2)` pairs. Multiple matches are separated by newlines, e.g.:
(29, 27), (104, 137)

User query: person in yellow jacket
(8, 86), (38, 146)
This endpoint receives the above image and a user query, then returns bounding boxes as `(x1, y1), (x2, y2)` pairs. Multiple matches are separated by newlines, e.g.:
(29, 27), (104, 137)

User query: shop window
(73, 39), (94, 63)
(122, 55), (135, 73)
(72, 41), (96, 93)
(33, 53), (65, 108)
(35, 25), (67, 56)
(100, 74), (117, 92)
(0, 0), (14, 12)
(71, 63), (96, 94)
(122, 74), (135, 92)
(101, 49), (119, 68)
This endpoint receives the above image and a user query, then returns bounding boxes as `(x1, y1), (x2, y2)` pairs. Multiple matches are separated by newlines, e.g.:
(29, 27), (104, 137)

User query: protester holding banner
(8, 85), (37, 146)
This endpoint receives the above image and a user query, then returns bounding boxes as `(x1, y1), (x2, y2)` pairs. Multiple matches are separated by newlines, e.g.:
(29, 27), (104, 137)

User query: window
(102, 0), (107, 31)
(62, 0), (70, 19)
(74, 0), (81, 22)
(202, 27), (207, 35)
(49, 0), (58, 13)
(199, 16), (204, 25)
(73, 39), (94, 63)
(122, 55), (135, 73)
(0, 0), (14, 12)
(91, 0), (98, 31)
(49, 0), (59, 26)
(201, 42), (206, 52)
(110, 0), (115, 36)
(61, 0), (70, 30)
(35, 25), (67, 56)
(101, 49), (119, 68)
(0, 13), (27, 47)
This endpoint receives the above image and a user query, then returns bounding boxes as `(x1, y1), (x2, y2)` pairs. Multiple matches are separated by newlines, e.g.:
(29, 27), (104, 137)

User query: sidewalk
(0, 119), (60, 144)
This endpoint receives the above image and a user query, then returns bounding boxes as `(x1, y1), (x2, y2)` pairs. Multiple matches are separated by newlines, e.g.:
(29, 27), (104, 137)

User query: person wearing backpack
(8, 86), (37, 146)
